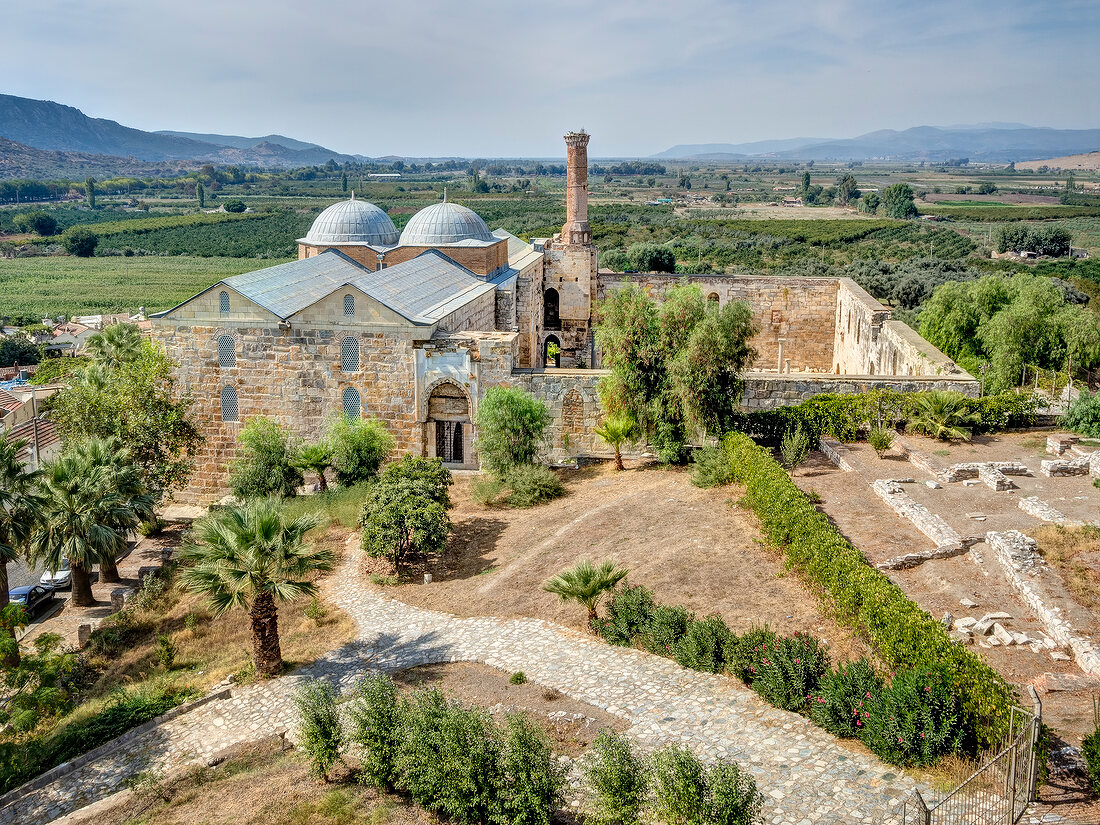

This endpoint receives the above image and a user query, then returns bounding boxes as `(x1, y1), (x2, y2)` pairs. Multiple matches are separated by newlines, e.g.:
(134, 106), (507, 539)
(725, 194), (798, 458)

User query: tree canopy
(596, 282), (756, 462)
(475, 386), (551, 478)
(880, 183), (917, 219)
(919, 273), (1100, 392)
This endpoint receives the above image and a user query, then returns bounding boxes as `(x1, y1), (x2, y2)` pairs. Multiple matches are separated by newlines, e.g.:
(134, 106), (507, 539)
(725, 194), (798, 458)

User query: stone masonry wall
(154, 322), (420, 504)
(438, 290), (496, 333)
(741, 372), (978, 409)
(544, 246), (597, 366)
(833, 279), (970, 378)
(511, 370), (605, 458)
(596, 274), (838, 372)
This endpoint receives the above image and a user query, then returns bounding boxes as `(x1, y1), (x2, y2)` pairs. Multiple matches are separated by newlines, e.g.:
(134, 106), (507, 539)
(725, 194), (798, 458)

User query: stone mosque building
(152, 132), (977, 503)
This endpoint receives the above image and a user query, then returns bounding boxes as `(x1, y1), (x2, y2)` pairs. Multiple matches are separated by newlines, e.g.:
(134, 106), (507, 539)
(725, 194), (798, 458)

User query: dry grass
(1034, 524), (1100, 614)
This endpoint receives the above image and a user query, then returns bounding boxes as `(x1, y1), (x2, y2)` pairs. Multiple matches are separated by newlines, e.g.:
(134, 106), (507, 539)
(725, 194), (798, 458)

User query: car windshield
(9, 593), (27, 604)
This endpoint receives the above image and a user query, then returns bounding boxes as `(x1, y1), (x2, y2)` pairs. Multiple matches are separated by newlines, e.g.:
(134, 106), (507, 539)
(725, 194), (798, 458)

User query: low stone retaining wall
(1018, 496), (1077, 525)
(818, 436), (864, 473)
(1040, 455), (1090, 477)
(986, 530), (1100, 678)
(871, 479), (961, 548)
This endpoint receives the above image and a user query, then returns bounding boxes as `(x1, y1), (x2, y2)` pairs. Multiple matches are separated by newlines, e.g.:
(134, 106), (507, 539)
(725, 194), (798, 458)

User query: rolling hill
(655, 125), (1100, 162)
(0, 94), (356, 168)
(0, 136), (192, 180)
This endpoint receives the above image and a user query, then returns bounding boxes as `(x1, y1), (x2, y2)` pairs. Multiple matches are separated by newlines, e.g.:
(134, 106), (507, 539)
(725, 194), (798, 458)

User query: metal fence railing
(899, 692), (1042, 825)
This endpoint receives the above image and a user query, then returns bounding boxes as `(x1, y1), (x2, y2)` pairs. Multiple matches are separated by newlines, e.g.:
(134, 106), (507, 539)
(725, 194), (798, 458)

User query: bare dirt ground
(1017, 152), (1100, 172)
(392, 661), (626, 756)
(363, 459), (870, 664)
(792, 431), (1100, 820)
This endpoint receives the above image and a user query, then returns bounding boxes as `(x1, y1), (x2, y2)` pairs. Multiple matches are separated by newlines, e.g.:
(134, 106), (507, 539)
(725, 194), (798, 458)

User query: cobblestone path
(7, 546), (939, 825)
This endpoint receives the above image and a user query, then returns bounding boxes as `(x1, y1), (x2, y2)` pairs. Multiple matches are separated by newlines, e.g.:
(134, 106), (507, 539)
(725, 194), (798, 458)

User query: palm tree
(908, 390), (982, 442)
(63, 438), (154, 583)
(0, 439), (44, 664)
(179, 499), (334, 677)
(594, 414), (641, 471)
(30, 448), (136, 606)
(295, 443), (333, 492)
(543, 559), (629, 631)
(85, 322), (144, 369)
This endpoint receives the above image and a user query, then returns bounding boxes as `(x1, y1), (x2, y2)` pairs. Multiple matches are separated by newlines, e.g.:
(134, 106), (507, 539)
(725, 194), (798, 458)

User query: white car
(40, 559), (72, 590)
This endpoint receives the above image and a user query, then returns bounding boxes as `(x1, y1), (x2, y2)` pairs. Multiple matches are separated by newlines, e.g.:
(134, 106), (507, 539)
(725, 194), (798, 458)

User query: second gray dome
(305, 199), (399, 246)
(399, 202), (494, 246)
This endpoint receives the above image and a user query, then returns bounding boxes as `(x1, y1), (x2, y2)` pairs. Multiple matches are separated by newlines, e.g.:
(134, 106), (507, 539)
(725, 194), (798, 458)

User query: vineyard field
(94, 211), (314, 257)
(0, 256), (291, 322)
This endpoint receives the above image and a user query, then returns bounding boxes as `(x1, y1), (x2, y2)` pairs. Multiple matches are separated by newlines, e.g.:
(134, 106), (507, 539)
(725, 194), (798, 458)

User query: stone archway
(425, 381), (473, 467)
(544, 335), (561, 368)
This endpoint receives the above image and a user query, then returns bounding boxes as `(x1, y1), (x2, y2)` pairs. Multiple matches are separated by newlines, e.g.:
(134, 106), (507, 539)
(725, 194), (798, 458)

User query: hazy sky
(5, 0), (1098, 157)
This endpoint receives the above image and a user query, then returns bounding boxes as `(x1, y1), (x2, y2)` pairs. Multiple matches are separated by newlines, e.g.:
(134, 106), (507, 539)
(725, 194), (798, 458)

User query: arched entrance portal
(543, 288), (560, 330)
(427, 382), (470, 466)
(544, 335), (561, 368)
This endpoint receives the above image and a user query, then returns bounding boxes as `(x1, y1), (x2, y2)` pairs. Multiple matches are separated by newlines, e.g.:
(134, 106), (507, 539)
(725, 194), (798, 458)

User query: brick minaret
(562, 131), (591, 246)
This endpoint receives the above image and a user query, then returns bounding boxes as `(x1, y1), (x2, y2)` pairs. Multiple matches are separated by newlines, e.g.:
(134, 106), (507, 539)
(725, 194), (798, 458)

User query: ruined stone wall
(544, 246), (597, 366)
(513, 256), (544, 368)
(511, 369), (605, 458)
(740, 371), (978, 410)
(595, 274), (838, 372)
(832, 279), (971, 378)
(154, 322), (420, 504)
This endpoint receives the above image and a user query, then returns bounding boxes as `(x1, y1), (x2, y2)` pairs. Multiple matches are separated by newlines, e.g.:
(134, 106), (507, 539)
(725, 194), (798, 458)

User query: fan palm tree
(295, 443), (333, 492)
(30, 447), (138, 606)
(0, 439), (45, 664)
(594, 413), (641, 471)
(63, 437), (155, 583)
(179, 499), (334, 677)
(543, 559), (629, 631)
(908, 390), (982, 442)
(85, 322), (143, 369)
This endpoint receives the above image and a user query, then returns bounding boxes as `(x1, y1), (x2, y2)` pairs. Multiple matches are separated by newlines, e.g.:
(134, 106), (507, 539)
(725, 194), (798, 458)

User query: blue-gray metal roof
(399, 202), (495, 246)
(219, 249), (493, 325)
(303, 198), (399, 245)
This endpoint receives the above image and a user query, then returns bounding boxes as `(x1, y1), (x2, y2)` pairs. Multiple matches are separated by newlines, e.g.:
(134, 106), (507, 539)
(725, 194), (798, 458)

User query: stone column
(562, 131), (591, 246)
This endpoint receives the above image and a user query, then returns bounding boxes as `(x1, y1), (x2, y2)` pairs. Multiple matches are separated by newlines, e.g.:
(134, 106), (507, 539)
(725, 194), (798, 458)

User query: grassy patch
(0, 255), (291, 319)
(282, 485), (372, 530)
(1034, 525), (1100, 613)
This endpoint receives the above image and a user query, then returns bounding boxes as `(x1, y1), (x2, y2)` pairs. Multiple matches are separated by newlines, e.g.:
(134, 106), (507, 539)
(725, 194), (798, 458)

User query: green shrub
(750, 632), (830, 712)
(348, 672), (402, 790)
(651, 745), (707, 825)
(641, 603), (694, 656)
(723, 431), (1015, 746)
(691, 446), (735, 488)
(471, 476), (506, 506)
(295, 679), (345, 781)
(61, 226), (98, 257)
(394, 688), (503, 825)
(154, 633), (176, 669)
(672, 615), (735, 674)
(779, 424), (811, 469)
(1083, 697), (1100, 796)
(809, 658), (884, 739)
(304, 597), (328, 625)
(510, 671), (527, 685)
(328, 417), (394, 486)
(727, 626), (780, 685)
(868, 427), (894, 457)
(861, 667), (965, 767)
(583, 729), (648, 825)
(497, 714), (567, 825)
(130, 571), (170, 612)
(475, 386), (552, 478)
(229, 416), (303, 499)
(1062, 390), (1100, 438)
(595, 583), (656, 646)
(704, 761), (764, 825)
(504, 465), (564, 508)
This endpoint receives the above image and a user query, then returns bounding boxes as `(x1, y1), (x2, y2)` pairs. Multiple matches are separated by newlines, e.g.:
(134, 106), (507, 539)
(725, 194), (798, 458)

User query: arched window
(707, 293), (720, 305)
(220, 386), (238, 422)
(342, 387), (361, 418)
(217, 334), (235, 368)
(344, 294), (355, 316)
(219, 291), (230, 314)
(340, 336), (359, 372)
(543, 288), (560, 330)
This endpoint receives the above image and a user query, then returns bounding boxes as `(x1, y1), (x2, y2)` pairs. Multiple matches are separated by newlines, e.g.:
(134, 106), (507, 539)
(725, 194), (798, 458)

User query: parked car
(40, 558), (72, 590)
(7, 585), (56, 620)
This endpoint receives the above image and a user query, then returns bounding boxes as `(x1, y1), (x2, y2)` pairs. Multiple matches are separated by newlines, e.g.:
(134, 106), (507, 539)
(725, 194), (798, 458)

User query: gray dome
(305, 199), (399, 245)
(399, 201), (494, 246)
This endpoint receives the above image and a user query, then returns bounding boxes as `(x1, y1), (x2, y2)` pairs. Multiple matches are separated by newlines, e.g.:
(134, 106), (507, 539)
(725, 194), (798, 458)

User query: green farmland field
(0, 256), (291, 321)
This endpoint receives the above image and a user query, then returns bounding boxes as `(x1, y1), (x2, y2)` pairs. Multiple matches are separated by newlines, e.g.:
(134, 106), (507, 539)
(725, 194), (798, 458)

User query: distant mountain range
(655, 125), (1100, 162)
(0, 94), (357, 169)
